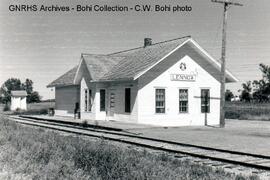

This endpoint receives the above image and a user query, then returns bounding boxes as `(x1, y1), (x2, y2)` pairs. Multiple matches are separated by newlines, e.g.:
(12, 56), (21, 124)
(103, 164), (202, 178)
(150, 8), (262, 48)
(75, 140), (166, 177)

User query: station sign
(170, 73), (196, 81)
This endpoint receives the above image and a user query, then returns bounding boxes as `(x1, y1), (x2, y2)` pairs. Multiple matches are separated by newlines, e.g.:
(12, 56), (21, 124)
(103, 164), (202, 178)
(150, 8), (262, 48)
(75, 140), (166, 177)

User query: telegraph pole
(211, 0), (243, 128)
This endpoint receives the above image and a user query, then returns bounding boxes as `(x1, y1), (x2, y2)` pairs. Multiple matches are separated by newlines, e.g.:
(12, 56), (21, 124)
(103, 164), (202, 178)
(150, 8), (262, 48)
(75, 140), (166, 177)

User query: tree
(0, 78), (41, 104)
(21, 79), (41, 103)
(252, 63), (270, 102)
(28, 91), (41, 103)
(0, 78), (22, 104)
(225, 89), (234, 101)
(239, 81), (252, 102)
(22, 79), (33, 95)
(259, 63), (270, 82)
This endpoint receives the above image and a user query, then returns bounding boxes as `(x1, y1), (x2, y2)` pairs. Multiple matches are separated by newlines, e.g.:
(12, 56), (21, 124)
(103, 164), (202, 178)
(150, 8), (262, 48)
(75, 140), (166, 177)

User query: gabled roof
(47, 36), (238, 87)
(100, 36), (190, 81)
(11, 90), (27, 97)
(47, 66), (78, 87)
(83, 55), (126, 81)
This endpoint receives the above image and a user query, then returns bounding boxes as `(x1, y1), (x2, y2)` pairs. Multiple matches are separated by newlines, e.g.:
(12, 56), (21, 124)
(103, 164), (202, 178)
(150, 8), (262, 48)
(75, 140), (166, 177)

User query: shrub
(225, 102), (270, 120)
(94, 120), (99, 127)
(3, 104), (10, 111)
(15, 108), (21, 112)
(81, 120), (88, 127)
(11, 108), (48, 115)
(225, 111), (240, 119)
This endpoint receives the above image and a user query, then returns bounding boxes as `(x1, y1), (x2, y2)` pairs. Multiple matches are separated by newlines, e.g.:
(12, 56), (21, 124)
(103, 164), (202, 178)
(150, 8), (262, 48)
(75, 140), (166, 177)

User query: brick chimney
(144, 38), (152, 47)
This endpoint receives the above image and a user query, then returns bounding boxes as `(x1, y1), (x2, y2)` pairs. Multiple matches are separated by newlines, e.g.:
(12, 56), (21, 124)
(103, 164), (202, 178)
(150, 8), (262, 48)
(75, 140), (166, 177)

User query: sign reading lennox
(170, 73), (196, 81)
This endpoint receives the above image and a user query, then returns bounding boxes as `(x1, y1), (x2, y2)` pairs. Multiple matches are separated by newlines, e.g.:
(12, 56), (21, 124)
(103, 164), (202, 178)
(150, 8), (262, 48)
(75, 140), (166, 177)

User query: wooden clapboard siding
(55, 85), (80, 113)
(112, 81), (138, 123)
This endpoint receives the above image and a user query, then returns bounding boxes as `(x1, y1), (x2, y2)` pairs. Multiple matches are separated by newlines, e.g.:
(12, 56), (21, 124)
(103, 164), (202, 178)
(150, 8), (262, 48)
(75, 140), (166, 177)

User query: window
(125, 88), (131, 113)
(84, 89), (92, 112)
(84, 89), (88, 112)
(155, 89), (165, 113)
(88, 90), (92, 111)
(179, 89), (188, 113)
(201, 89), (210, 113)
(100, 89), (106, 111)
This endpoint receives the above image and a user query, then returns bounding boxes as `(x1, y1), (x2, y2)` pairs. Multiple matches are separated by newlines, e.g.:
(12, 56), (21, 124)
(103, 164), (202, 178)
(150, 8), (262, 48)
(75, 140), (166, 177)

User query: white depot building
(47, 36), (237, 126)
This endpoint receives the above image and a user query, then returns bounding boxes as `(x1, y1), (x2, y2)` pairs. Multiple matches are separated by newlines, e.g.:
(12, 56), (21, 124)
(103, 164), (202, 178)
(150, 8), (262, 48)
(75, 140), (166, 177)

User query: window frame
(84, 89), (92, 112)
(179, 89), (189, 113)
(155, 88), (166, 114)
(201, 89), (210, 113)
(88, 89), (92, 112)
(84, 89), (88, 112)
(125, 88), (131, 113)
(100, 89), (106, 112)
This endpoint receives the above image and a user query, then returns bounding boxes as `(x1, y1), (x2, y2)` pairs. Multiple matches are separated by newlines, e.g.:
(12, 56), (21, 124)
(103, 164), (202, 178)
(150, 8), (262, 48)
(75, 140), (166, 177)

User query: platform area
(21, 115), (158, 130)
(130, 120), (270, 156)
(19, 115), (270, 157)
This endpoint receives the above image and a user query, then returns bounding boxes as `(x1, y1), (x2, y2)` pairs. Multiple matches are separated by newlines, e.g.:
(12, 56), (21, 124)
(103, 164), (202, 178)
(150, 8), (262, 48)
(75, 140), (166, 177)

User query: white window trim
(154, 88), (166, 114)
(200, 88), (210, 114)
(179, 88), (189, 113)
(84, 89), (92, 112)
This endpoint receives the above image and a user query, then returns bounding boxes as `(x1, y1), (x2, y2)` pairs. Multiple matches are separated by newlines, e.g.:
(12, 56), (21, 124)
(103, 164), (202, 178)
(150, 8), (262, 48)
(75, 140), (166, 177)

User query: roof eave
(134, 38), (192, 80)
(73, 56), (84, 84)
(90, 78), (134, 83)
(189, 39), (238, 83)
(132, 37), (238, 83)
(46, 83), (79, 88)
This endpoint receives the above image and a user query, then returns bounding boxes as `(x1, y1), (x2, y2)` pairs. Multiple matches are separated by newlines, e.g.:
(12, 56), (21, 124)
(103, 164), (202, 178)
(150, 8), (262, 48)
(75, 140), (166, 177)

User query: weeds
(225, 102), (270, 120)
(11, 108), (48, 115)
(81, 120), (88, 127)
(0, 115), (259, 180)
(3, 104), (10, 111)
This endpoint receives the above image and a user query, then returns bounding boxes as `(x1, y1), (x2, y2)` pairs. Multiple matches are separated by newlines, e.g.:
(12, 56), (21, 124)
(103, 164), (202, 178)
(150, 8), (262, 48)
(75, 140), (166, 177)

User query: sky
(0, 0), (270, 99)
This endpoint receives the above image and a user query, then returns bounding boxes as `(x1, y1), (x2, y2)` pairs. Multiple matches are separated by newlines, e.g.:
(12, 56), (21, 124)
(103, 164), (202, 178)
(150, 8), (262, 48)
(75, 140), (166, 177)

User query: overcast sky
(0, 0), (270, 99)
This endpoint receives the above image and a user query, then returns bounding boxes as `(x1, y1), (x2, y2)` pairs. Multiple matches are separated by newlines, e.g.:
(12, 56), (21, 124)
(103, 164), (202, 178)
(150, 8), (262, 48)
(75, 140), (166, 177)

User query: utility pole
(211, 0), (243, 128)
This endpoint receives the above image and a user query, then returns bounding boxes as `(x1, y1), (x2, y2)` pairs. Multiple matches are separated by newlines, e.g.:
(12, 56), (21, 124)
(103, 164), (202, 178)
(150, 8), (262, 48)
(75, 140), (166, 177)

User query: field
(0, 115), (258, 180)
(27, 101), (55, 111)
(1, 101), (269, 121)
(225, 102), (270, 120)
(0, 102), (55, 115)
(25, 101), (270, 121)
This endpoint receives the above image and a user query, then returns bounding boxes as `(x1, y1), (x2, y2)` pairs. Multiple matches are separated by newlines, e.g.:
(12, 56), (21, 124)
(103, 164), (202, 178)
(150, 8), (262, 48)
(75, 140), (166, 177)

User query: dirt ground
(128, 120), (270, 156)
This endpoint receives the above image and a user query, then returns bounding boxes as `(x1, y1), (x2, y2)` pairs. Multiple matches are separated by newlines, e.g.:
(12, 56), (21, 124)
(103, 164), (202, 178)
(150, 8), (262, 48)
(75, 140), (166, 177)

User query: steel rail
(8, 116), (270, 171)
(17, 115), (270, 160)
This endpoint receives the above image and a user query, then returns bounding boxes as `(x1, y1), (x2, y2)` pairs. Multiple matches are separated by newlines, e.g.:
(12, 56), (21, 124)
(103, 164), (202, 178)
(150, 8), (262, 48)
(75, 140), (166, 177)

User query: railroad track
(7, 115), (270, 171)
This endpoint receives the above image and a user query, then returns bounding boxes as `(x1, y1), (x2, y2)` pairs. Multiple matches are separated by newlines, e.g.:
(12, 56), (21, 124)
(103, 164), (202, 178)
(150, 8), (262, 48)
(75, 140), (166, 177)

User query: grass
(27, 102), (55, 111)
(0, 115), (259, 180)
(225, 102), (270, 120)
(0, 102), (55, 115)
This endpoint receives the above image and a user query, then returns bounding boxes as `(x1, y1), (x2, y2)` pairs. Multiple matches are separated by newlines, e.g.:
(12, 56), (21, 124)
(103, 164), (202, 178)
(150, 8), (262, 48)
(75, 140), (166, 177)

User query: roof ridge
(81, 53), (128, 58)
(81, 53), (106, 57)
(107, 35), (191, 55)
